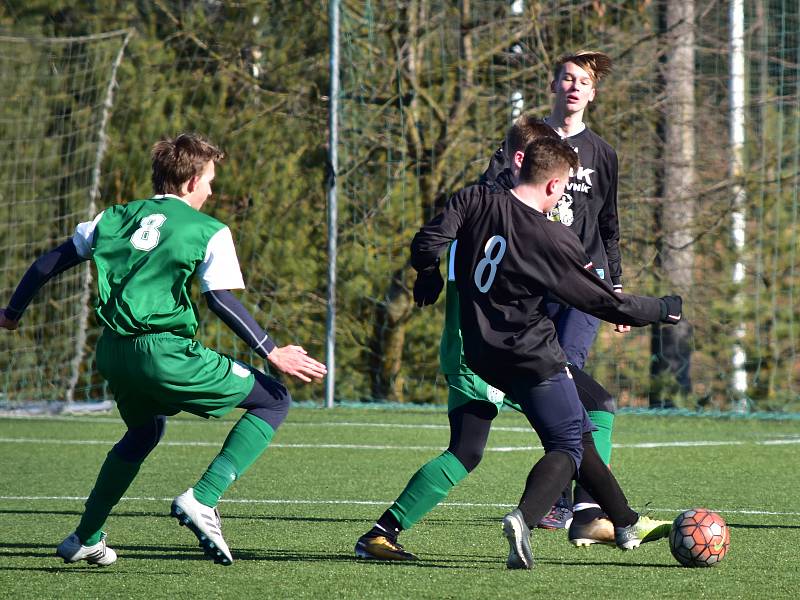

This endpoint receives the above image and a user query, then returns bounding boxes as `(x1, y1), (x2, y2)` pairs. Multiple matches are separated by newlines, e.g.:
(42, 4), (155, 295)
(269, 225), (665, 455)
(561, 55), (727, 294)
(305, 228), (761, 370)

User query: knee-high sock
(587, 410), (614, 465)
(75, 450), (142, 545)
(518, 451), (576, 526)
(385, 450), (469, 531)
(193, 412), (274, 508)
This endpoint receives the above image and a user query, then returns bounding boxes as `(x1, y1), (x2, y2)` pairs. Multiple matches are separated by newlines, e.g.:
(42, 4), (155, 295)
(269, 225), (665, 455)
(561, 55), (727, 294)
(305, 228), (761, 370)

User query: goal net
(0, 30), (131, 410)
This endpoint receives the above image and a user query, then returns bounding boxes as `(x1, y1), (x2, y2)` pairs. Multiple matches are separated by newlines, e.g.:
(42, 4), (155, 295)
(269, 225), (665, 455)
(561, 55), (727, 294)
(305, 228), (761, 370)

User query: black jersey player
(410, 136), (681, 569)
(483, 51), (631, 537)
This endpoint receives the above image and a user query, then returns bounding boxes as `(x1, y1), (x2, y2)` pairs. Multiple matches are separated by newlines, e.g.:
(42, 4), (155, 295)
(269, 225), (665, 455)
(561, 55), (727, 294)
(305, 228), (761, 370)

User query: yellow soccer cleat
(354, 534), (418, 561)
(615, 515), (672, 550)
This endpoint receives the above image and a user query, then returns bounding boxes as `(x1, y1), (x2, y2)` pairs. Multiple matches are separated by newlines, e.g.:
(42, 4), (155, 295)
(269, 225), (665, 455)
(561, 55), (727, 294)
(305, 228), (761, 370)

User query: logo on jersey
(566, 165), (594, 194)
(547, 193), (574, 226)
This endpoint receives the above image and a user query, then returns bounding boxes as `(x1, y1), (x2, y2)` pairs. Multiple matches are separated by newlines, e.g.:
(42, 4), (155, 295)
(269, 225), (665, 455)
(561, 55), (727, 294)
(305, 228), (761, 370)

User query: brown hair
(552, 51), (612, 85)
(151, 133), (224, 195)
(505, 113), (559, 155)
(518, 138), (579, 185)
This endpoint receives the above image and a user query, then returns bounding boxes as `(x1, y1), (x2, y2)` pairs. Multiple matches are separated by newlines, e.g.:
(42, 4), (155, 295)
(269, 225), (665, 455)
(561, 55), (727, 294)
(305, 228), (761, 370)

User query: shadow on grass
(0, 565), (122, 574)
(0, 541), (211, 563)
(0, 542), (681, 571)
(235, 548), (500, 570)
(0, 542), (496, 571)
(0, 508), (161, 518)
(0, 508), (382, 525)
(538, 558), (680, 569)
(727, 522), (800, 530)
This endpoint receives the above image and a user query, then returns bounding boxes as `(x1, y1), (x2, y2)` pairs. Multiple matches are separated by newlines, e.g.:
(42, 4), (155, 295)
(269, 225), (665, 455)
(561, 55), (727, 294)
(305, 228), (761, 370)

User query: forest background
(0, 0), (797, 412)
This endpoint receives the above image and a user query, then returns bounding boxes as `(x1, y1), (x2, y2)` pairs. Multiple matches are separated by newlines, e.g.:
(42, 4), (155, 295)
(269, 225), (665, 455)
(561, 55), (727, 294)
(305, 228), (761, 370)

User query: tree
(650, 0), (696, 407)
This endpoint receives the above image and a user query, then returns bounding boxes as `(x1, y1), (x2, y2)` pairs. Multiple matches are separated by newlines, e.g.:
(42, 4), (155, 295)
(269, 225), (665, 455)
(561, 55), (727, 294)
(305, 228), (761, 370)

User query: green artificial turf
(1, 407), (798, 598)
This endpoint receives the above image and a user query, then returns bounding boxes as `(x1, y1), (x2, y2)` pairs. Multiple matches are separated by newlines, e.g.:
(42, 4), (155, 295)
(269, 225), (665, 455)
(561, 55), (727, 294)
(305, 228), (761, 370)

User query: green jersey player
(0, 133), (327, 566)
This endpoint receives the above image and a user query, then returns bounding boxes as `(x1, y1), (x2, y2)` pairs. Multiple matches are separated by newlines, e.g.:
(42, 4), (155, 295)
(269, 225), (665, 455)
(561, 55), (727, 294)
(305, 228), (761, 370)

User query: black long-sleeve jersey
(482, 125), (623, 290)
(411, 184), (661, 388)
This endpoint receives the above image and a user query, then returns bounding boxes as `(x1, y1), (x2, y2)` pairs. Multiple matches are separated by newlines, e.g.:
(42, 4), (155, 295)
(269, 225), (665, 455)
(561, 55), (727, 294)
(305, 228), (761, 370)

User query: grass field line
(1, 435), (799, 451)
(0, 415), (528, 432)
(3, 415), (800, 441)
(0, 494), (797, 518)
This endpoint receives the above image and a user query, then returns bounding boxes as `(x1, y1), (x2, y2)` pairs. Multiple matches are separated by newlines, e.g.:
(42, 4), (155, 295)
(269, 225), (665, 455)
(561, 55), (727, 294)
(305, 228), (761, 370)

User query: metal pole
(325, 0), (340, 409)
(729, 0), (748, 411)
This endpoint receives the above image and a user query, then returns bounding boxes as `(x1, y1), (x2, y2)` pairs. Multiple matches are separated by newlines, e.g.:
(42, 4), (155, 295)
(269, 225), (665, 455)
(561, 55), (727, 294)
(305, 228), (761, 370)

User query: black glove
(413, 260), (444, 307)
(659, 295), (682, 324)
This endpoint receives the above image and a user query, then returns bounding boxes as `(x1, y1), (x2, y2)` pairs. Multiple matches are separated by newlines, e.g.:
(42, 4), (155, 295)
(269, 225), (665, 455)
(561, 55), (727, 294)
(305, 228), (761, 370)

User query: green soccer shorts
(96, 330), (255, 427)
(445, 372), (506, 414)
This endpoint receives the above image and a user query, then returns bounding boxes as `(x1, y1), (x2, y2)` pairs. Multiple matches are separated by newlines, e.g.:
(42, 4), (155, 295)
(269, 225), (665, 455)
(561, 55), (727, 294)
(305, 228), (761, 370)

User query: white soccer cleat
(171, 488), (233, 566)
(502, 508), (534, 569)
(56, 532), (117, 566)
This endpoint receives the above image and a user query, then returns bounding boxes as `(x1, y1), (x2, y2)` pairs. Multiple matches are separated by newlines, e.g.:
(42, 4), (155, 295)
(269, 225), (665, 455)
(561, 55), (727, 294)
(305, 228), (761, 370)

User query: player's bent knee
(544, 442), (583, 472)
(239, 370), (291, 430)
(113, 414), (167, 462)
(571, 366), (617, 414)
(451, 447), (484, 472)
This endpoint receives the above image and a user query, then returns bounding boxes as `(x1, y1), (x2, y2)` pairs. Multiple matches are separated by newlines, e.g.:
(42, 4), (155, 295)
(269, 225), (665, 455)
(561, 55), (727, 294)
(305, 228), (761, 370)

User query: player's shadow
(2, 542), (672, 571)
(0, 508), (370, 525)
(727, 522), (800, 530)
(540, 559), (681, 569)
(0, 508), (162, 518)
(0, 565), (121, 575)
(0, 541), (209, 564)
(237, 548), (500, 570)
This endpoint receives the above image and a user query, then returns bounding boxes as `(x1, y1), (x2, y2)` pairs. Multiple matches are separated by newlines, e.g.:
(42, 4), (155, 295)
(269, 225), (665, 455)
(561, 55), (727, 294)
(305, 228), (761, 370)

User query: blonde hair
(552, 51), (612, 85)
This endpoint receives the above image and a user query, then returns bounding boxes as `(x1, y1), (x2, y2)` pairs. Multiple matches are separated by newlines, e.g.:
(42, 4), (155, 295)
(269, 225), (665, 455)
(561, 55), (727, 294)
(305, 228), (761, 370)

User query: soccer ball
(669, 508), (730, 567)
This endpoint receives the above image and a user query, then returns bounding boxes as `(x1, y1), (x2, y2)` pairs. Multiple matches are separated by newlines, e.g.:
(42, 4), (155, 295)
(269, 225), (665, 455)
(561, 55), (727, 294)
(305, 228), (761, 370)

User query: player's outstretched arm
(204, 290), (327, 383)
(1, 240), (87, 328)
(267, 345), (327, 383)
(543, 230), (681, 327)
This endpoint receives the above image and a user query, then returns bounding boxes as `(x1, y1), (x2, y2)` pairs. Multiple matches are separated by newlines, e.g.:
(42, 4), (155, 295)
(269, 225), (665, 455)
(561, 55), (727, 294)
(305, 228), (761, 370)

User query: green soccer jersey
(72, 195), (245, 338)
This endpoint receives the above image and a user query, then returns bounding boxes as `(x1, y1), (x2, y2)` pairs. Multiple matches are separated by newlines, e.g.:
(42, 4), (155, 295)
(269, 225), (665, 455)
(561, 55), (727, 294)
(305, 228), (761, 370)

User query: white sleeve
(72, 211), (105, 258)
(197, 226), (246, 292)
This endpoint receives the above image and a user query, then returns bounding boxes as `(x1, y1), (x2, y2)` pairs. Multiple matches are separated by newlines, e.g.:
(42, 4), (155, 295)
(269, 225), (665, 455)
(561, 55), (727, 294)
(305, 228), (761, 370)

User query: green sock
(193, 412), (274, 508)
(588, 410), (615, 465)
(387, 450), (469, 530)
(75, 449), (142, 545)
